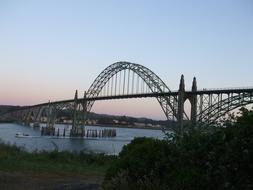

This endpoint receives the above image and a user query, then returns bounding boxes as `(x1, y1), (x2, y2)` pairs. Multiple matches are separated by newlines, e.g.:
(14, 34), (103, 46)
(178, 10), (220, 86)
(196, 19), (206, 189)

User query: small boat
(15, 132), (30, 138)
(15, 132), (22, 137)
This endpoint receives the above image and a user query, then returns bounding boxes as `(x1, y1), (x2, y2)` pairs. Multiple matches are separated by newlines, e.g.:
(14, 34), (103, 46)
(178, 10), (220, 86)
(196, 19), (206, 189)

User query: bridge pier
(71, 90), (87, 137)
(41, 101), (56, 136)
(190, 77), (197, 126)
(177, 76), (198, 134)
(33, 106), (44, 128)
(82, 91), (87, 127)
(177, 75), (185, 136)
(23, 109), (34, 126)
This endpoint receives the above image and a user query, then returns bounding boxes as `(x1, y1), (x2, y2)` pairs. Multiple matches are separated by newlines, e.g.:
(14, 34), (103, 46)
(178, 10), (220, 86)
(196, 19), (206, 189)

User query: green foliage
(103, 138), (174, 190)
(103, 108), (253, 190)
(0, 142), (116, 175)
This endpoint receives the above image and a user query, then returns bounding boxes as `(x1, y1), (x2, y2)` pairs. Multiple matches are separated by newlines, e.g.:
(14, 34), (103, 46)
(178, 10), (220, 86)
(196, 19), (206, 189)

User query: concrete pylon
(177, 74), (185, 136)
(191, 77), (197, 126)
(82, 91), (87, 127)
(72, 90), (78, 130)
(47, 101), (52, 128)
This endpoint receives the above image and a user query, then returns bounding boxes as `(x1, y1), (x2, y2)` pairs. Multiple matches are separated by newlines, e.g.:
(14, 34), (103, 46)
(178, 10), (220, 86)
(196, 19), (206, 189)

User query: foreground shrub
(103, 137), (175, 190)
(103, 108), (253, 190)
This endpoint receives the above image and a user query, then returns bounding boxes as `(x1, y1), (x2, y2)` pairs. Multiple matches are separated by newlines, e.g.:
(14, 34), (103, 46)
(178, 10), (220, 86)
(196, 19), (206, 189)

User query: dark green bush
(103, 137), (175, 190)
(103, 108), (253, 190)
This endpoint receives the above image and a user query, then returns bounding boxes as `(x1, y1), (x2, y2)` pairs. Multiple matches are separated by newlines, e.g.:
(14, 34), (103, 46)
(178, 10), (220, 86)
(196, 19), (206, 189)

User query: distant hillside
(0, 105), (175, 128)
(56, 109), (175, 128)
(0, 105), (21, 115)
(88, 112), (174, 126)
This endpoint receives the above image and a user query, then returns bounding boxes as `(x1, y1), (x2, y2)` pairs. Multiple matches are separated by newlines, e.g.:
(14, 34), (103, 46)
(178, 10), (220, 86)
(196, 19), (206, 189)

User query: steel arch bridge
(86, 62), (188, 121)
(1, 61), (253, 134)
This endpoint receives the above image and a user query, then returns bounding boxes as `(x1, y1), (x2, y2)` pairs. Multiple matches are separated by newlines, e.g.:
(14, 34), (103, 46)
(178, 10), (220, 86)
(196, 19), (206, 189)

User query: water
(0, 123), (166, 155)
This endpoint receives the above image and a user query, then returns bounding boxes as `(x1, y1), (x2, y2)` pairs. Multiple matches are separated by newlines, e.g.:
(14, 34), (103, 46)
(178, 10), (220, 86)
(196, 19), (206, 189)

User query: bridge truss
(1, 62), (253, 134)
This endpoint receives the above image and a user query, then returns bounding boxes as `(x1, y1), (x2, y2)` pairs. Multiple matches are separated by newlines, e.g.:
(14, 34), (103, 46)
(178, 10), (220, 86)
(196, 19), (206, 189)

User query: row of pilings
(41, 127), (66, 137)
(41, 126), (116, 138)
(70, 128), (116, 138)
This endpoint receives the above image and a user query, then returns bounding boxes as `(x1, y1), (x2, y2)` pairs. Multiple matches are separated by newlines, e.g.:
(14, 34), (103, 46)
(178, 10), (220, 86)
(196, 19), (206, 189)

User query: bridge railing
(185, 87), (253, 92)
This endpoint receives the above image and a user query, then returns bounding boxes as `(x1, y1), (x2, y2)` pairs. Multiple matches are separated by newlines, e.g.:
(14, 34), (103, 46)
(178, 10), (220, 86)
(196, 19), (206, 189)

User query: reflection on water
(0, 123), (166, 155)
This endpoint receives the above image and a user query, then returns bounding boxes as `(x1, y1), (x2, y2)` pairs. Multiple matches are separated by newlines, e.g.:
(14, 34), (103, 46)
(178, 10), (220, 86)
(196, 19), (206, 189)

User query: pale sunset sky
(0, 0), (253, 119)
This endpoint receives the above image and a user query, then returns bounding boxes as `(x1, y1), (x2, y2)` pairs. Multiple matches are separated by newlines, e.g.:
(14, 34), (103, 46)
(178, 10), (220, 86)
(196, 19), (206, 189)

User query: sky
(0, 0), (253, 120)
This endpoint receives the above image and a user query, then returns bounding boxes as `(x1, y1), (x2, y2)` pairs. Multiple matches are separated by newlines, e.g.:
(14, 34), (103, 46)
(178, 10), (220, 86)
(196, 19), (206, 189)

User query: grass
(0, 141), (117, 176)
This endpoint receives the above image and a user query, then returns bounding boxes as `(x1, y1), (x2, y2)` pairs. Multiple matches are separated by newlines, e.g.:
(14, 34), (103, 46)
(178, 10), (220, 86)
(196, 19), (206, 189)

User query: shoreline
(0, 142), (114, 190)
(88, 124), (165, 131)
(0, 121), (166, 131)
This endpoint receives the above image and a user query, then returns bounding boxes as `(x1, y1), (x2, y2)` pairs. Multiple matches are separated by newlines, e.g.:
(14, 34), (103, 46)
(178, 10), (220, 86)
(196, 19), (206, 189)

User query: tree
(103, 108), (253, 190)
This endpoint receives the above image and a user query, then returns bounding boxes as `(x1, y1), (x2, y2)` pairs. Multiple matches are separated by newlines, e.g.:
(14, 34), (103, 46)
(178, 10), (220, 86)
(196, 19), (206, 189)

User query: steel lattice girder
(197, 92), (253, 124)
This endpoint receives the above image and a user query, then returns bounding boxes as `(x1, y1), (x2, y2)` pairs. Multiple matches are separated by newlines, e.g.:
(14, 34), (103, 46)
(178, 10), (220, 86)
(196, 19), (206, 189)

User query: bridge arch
(198, 92), (253, 125)
(86, 62), (180, 120)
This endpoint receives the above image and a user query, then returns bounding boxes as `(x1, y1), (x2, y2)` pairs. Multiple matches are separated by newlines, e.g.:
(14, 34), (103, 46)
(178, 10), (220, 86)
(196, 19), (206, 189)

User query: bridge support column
(23, 109), (36, 126)
(41, 102), (56, 136)
(19, 111), (24, 125)
(82, 91), (87, 127)
(71, 90), (85, 137)
(24, 109), (32, 126)
(72, 90), (78, 135)
(191, 77), (197, 126)
(46, 101), (55, 128)
(34, 107), (43, 128)
(177, 75), (185, 136)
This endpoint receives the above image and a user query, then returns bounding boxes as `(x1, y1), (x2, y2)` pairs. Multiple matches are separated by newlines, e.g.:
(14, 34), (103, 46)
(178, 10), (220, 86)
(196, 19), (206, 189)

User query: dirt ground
(0, 171), (103, 190)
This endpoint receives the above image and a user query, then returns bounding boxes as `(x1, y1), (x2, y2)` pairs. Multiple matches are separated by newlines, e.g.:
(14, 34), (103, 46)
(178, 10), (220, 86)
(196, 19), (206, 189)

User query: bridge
(2, 61), (253, 135)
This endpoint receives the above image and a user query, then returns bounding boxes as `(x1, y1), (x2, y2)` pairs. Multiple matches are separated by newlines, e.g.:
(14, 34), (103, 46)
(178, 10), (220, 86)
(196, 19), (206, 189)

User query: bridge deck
(16, 88), (253, 110)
